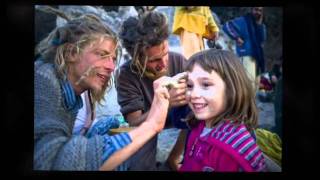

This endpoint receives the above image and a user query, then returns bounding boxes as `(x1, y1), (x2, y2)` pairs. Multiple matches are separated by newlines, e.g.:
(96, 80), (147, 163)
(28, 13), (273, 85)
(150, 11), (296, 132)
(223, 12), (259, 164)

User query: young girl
(179, 49), (266, 172)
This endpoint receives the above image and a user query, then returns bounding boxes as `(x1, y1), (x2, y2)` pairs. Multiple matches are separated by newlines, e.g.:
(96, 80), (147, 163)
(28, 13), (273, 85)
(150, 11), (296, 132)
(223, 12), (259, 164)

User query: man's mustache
(75, 66), (98, 85)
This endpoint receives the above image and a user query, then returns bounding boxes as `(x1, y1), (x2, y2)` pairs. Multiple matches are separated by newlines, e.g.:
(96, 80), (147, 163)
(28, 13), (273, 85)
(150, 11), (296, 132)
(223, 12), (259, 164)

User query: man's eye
(148, 58), (160, 63)
(186, 84), (193, 89)
(100, 53), (108, 58)
(95, 51), (104, 57)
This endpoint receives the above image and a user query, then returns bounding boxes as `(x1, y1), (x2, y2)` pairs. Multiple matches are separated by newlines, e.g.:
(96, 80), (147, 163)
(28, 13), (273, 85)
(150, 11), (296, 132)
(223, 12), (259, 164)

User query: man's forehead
(146, 41), (169, 60)
(92, 41), (117, 55)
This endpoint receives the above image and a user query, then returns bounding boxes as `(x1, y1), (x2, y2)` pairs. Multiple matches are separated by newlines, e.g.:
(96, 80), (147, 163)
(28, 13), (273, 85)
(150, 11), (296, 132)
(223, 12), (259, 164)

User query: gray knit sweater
(34, 61), (106, 170)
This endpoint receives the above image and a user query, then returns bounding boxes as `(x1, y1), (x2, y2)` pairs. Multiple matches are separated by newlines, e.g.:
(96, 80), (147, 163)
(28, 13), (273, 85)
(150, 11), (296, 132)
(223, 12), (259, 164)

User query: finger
(158, 86), (170, 99)
(178, 78), (186, 83)
(172, 100), (188, 107)
(174, 88), (187, 95)
(172, 72), (188, 82)
(172, 82), (187, 89)
(179, 100), (188, 106)
(169, 89), (182, 98)
(163, 90), (170, 99)
(171, 95), (186, 105)
(175, 95), (186, 101)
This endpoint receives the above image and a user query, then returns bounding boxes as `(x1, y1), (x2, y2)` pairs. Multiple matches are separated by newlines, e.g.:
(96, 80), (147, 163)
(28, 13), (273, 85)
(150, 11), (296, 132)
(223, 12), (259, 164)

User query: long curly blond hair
(35, 6), (121, 105)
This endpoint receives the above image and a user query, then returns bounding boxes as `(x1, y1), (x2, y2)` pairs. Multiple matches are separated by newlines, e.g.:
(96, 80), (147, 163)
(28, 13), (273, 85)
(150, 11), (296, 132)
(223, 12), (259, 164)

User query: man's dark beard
(144, 67), (168, 80)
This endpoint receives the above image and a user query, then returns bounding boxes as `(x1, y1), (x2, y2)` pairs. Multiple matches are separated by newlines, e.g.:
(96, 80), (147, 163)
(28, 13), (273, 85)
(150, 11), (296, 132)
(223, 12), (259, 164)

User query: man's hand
(168, 78), (188, 108)
(146, 76), (171, 133)
(164, 72), (188, 108)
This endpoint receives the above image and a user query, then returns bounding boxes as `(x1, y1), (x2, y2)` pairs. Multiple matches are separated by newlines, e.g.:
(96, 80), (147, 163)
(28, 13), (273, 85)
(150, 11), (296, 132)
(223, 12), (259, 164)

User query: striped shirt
(181, 120), (266, 172)
(103, 133), (132, 171)
(209, 120), (266, 171)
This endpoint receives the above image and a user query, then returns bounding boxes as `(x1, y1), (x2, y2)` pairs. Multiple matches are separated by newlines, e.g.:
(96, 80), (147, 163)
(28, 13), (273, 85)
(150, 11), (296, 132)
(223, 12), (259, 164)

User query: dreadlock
(119, 10), (169, 78)
(35, 6), (121, 105)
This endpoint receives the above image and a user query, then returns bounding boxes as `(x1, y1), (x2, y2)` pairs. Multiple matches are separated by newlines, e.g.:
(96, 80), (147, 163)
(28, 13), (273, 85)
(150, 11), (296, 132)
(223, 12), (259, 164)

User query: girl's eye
(202, 82), (212, 89)
(203, 83), (210, 87)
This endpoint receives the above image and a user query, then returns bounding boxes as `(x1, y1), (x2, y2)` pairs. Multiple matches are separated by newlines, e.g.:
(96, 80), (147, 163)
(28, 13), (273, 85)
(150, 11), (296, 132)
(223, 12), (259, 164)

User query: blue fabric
(244, 14), (266, 73)
(103, 133), (132, 171)
(223, 13), (266, 73)
(35, 61), (105, 170)
(59, 79), (83, 117)
(51, 38), (65, 46)
(86, 116), (120, 138)
(168, 105), (190, 129)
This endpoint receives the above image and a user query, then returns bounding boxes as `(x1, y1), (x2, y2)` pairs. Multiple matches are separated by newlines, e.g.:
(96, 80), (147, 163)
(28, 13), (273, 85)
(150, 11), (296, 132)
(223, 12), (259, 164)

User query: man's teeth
(98, 74), (106, 80)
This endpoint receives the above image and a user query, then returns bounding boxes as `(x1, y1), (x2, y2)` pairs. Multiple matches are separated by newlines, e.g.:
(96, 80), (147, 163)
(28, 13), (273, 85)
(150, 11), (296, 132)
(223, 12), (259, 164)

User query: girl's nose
(189, 87), (201, 99)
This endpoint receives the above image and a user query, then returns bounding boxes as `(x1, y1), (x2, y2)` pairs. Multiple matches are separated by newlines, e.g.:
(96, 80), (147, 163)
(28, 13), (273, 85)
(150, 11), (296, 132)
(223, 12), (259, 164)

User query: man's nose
(159, 57), (167, 67)
(103, 58), (115, 72)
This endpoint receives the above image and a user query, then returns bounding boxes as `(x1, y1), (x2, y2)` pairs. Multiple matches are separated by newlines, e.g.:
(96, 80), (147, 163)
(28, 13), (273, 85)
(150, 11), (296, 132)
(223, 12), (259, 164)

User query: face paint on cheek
(185, 90), (191, 100)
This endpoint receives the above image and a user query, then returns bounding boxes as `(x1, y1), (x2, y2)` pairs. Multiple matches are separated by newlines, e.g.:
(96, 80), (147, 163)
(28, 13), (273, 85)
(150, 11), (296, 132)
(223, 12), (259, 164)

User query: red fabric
(179, 121), (265, 172)
(260, 76), (273, 91)
(180, 121), (243, 171)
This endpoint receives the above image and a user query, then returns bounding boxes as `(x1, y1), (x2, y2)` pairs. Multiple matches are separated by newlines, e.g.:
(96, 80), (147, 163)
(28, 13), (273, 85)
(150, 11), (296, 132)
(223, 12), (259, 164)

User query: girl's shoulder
(205, 120), (266, 171)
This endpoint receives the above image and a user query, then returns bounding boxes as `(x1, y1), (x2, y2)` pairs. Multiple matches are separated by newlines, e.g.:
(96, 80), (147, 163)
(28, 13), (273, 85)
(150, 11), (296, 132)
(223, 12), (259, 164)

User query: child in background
(180, 49), (266, 172)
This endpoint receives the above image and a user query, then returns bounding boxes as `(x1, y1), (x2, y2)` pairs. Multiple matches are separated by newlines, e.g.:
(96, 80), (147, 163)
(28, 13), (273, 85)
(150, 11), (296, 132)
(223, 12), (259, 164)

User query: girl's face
(186, 64), (227, 127)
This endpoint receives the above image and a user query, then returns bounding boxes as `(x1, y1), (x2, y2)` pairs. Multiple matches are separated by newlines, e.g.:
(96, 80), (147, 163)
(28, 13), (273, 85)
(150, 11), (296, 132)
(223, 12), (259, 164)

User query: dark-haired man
(117, 11), (190, 170)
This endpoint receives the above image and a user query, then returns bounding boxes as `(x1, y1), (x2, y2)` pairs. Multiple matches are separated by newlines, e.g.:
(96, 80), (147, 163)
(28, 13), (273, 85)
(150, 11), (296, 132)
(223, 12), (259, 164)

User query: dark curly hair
(119, 16), (140, 58)
(119, 11), (169, 77)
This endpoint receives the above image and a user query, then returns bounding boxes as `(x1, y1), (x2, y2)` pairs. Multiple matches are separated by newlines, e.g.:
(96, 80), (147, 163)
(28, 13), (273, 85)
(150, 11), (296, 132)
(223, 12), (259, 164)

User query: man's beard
(76, 66), (110, 103)
(144, 67), (168, 80)
(91, 78), (109, 104)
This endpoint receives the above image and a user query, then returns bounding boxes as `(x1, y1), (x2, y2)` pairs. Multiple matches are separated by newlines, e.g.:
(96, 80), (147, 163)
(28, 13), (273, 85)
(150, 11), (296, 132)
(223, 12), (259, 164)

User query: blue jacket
(223, 13), (267, 73)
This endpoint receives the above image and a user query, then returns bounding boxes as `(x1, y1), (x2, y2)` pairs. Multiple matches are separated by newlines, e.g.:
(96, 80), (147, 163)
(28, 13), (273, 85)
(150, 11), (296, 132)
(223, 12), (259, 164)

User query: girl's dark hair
(185, 49), (258, 131)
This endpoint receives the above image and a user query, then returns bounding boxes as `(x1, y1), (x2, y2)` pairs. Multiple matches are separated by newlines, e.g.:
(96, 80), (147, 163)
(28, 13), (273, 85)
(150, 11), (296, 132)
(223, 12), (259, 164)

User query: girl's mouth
(192, 103), (208, 113)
